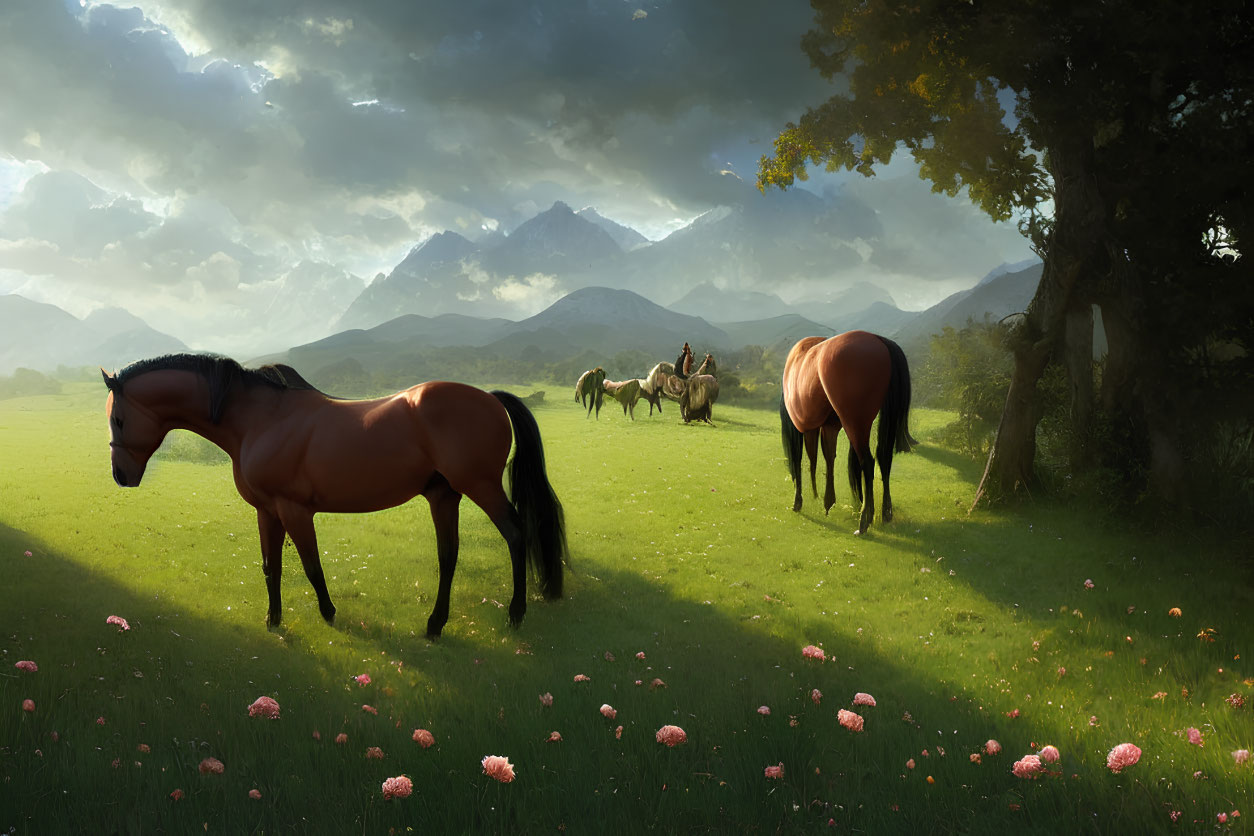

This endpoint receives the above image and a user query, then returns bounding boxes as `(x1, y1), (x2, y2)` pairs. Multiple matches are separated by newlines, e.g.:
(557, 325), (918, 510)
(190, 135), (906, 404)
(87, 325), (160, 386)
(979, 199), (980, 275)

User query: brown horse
(601, 377), (656, 420)
(643, 361), (685, 404)
(102, 353), (567, 638)
(679, 354), (720, 424)
(574, 367), (606, 418)
(780, 332), (913, 534)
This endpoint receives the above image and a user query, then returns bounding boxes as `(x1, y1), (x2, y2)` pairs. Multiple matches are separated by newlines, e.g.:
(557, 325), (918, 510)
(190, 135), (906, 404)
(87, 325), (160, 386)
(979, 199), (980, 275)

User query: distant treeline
(0, 368), (62, 399)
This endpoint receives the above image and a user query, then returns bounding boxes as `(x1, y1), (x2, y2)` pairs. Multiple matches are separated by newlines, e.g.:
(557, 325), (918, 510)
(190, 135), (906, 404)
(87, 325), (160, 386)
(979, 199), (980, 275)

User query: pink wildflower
(137, 744), (150, 754)
(1218, 812), (1228, 824)
(22, 699), (35, 713)
(335, 733), (348, 744)
(354, 673), (371, 686)
(801, 644), (826, 662)
(247, 696), (280, 719)
(1057, 666), (1066, 677)
(906, 758), (916, 770)
(852, 692), (876, 707)
(1006, 708), (1021, 719)
(1233, 749), (1250, 765)
(600, 704), (617, 720)
(365, 746), (384, 760)
(312, 730), (321, 741)
(969, 753), (982, 764)
(539, 692), (553, 707)
(96, 716), (105, 726)
(604, 651), (615, 662)
(811, 689), (822, 706)
(764, 763), (784, 779)
(615, 725), (623, 739)
(198, 756), (225, 775)
(985, 739), (1002, 756)
(111, 758), (121, 769)
(1186, 727), (1203, 746)
(1106, 743), (1142, 773)
(1170, 810), (1182, 822)
(169, 788), (184, 801)
(650, 678), (667, 690)
(482, 755), (516, 783)
(248, 789), (262, 800)
(106, 615), (130, 631)
(381, 775), (413, 800)
(361, 704), (378, 715)
(412, 728), (435, 748)
(573, 674), (590, 682)
(1039, 745), (1060, 763)
(15, 661), (37, 673)
(757, 705), (771, 716)
(1012, 755), (1044, 779)
(656, 725), (687, 747)
(635, 651), (646, 660)
(547, 731), (562, 742)
(837, 709), (864, 732)
(1084, 579), (1094, 589)
(24, 550), (32, 557)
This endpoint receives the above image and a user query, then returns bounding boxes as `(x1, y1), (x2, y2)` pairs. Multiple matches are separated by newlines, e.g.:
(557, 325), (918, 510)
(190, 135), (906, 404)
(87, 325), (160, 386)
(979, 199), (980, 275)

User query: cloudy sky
(0, 0), (1033, 354)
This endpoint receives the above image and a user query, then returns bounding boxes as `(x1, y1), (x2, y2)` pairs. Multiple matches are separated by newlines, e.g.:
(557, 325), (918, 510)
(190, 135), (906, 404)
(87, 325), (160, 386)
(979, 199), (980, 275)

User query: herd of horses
(101, 331), (911, 637)
(574, 352), (719, 424)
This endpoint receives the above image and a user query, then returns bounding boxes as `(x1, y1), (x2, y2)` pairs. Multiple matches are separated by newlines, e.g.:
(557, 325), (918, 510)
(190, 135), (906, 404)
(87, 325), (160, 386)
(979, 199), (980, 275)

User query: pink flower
(169, 789), (184, 801)
(1106, 743), (1142, 773)
(1186, 727), (1203, 746)
(198, 756), (225, 775)
(1006, 709), (1021, 719)
(1012, 755), (1044, 779)
(656, 725), (687, 747)
(539, 692), (554, 707)
(1217, 812), (1228, 824)
(412, 728), (435, 748)
(1057, 666), (1066, 677)
(106, 615), (130, 631)
(600, 704), (617, 720)
(801, 645), (826, 662)
(248, 789), (262, 800)
(837, 709), (864, 732)
(22, 699), (35, 713)
(650, 678), (667, 690)
(365, 746), (384, 760)
(635, 651), (646, 660)
(482, 755), (516, 783)
(23, 550), (33, 557)
(969, 753), (982, 764)
(354, 673), (371, 686)
(1084, 578), (1094, 589)
(573, 674), (590, 682)
(111, 758), (121, 769)
(852, 692), (876, 707)
(15, 661), (37, 673)
(1039, 745), (1060, 763)
(764, 763), (784, 779)
(335, 733), (348, 745)
(604, 651), (615, 662)
(96, 716), (106, 726)
(1233, 749), (1250, 765)
(757, 705), (771, 716)
(1170, 810), (1182, 823)
(810, 689), (822, 706)
(312, 730), (321, 741)
(381, 775), (413, 800)
(615, 725), (623, 739)
(984, 739), (1002, 756)
(906, 758), (916, 770)
(547, 731), (562, 742)
(247, 696), (280, 719)
(137, 743), (150, 753)
(361, 704), (378, 715)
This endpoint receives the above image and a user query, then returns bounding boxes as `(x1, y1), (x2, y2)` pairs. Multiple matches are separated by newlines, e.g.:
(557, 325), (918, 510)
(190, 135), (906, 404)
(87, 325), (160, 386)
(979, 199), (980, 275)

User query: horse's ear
(101, 368), (119, 392)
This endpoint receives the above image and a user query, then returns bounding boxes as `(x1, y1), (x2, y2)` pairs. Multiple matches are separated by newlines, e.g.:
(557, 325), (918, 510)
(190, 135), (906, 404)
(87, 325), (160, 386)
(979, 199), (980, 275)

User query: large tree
(760, 0), (1254, 512)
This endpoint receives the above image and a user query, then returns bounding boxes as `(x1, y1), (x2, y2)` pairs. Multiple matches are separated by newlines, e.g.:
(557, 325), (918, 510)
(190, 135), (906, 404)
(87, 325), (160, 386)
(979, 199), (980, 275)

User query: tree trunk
(1063, 302), (1095, 470)
(972, 141), (1105, 508)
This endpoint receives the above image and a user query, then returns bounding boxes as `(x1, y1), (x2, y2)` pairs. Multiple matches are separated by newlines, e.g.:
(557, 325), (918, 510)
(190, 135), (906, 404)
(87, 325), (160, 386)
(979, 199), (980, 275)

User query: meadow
(1, 383), (1251, 834)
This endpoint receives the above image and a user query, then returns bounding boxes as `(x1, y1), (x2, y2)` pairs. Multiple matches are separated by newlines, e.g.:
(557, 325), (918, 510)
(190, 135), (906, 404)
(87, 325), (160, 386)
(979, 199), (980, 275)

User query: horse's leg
(257, 508), (286, 627)
(856, 445), (876, 535)
(423, 477), (462, 639)
(820, 424), (840, 514)
(275, 502), (336, 623)
(468, 483), (528, 628)
(804, 430), (819, 499)
(880, 453), (894, 523)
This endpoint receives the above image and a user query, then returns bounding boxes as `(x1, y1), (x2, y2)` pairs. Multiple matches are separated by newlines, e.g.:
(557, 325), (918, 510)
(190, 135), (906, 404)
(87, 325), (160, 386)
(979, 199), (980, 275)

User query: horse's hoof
(853, 529), (863, 536)
(792, 502), (802, 513)
(321, 606), (336, 625)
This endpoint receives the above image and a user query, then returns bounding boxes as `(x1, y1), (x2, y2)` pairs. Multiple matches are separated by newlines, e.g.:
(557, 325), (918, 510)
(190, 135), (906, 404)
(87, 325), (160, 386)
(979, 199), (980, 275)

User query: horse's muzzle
(113, 465), (130, 488)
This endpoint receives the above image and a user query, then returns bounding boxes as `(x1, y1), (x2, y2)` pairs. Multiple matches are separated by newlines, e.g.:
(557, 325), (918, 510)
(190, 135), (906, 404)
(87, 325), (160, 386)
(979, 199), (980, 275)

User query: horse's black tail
(876, 335), (914, 457)
(492, 391), (567, 599)
(780, 394), (803, 486)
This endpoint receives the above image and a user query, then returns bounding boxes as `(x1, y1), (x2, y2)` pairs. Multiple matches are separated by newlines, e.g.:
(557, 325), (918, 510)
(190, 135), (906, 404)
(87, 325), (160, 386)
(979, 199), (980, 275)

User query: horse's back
(784, 332), (891, 433)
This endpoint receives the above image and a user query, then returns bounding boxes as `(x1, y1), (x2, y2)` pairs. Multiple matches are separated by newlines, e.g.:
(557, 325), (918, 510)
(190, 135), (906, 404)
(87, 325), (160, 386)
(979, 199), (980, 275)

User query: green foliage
(917, 321), (1013, 457)
(1, 388), (1250, 833)
(0, 367), (61, 400)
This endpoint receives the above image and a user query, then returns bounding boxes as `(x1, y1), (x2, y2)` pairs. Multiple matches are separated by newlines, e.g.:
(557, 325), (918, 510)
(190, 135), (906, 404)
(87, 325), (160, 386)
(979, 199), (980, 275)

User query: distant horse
(574, 367), (606, 418)
(780, 331), (913, 535)
(601, 377), (658, 420)
(644, 361), (687, 403)
(679, 354), (719, 424)
(102, 353), (567, 638)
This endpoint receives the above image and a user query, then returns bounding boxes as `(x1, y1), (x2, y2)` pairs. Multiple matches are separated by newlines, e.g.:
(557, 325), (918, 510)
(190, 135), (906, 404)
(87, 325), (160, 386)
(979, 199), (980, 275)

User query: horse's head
(102, 370), (162, 488)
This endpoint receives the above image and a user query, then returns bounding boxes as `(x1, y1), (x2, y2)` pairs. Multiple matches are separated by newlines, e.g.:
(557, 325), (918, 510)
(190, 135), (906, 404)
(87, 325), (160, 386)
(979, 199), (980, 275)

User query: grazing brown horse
(102, 353), (567, 638)
(679, 354), (720, 424)
(574, 367), (606, 418)
(780, 332), (913, 534)
(644, 361), (685, 404)
(601, 377), (655, 420)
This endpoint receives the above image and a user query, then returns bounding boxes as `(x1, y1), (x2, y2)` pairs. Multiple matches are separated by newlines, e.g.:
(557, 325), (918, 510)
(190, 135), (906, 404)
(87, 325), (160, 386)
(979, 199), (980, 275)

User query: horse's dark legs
(879, 455), (894, 523)
(423, 480), (462, 639)
(257, 509), (286, 627)
(276, 504), (336, 624)
(856, 448), (876, 535)
(804, 430), (819, 500)
(820, 425), (840, 514)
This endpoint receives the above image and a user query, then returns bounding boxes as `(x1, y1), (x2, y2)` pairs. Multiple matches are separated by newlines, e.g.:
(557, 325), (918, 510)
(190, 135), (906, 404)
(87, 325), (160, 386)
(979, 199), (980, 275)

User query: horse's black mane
(115, 353), (320, 424)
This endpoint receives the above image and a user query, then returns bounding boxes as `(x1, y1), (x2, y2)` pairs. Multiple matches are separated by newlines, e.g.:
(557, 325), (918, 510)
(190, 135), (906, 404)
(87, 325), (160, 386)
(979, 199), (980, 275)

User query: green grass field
(1, 383), (1251, 833)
